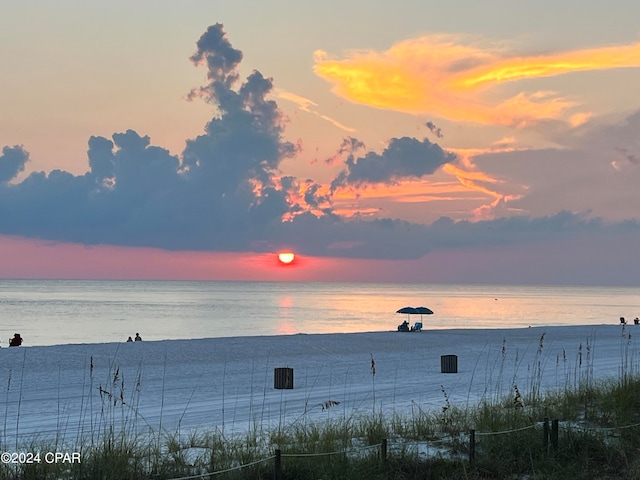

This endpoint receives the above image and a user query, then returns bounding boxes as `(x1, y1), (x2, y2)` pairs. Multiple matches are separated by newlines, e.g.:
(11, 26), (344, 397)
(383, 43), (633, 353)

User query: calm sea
(0, 280), (638, 346)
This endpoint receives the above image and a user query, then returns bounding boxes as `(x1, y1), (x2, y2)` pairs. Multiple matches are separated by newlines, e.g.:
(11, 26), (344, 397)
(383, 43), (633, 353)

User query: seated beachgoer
(134, 333), (142, 341)
(9, 333), (23, 347)
(635, 318), (639, 325)
(620, 317), (626, 325)
(126, 336), (133, 342)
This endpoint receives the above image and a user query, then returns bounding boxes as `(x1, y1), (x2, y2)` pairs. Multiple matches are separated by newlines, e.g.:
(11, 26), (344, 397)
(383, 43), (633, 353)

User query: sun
(278, 252), (296, 265)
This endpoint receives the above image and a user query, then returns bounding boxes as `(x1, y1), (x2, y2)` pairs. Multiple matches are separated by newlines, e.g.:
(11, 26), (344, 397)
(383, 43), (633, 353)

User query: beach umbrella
(396, 306), (433, 318)
(396, 306), (417, 326)
(415, 306), (434, 315)
(414, 306), (434, 323)
(396, 306), (418, 315)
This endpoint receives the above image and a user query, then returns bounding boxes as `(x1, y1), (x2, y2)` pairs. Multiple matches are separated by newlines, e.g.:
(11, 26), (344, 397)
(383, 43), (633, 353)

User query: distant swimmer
(134, 333), (142, 341)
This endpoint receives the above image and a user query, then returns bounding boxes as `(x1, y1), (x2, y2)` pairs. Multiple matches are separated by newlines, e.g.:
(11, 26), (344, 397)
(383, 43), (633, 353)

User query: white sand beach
(0, 324), (637, 447)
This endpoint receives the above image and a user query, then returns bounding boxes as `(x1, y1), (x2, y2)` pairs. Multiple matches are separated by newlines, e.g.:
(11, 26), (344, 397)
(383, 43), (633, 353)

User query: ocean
(0, 280), (637, 346)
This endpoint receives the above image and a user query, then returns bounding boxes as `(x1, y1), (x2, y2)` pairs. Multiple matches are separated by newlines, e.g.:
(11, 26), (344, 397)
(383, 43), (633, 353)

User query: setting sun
(278, 252), (296, 265)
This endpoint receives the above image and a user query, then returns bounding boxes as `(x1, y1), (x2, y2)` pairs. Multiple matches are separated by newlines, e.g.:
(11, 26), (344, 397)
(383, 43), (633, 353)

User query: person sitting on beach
(398, 320), (410, 332)
(134, 333), (142, 341)
(126, 336), (133, 342)
(635, 318), (639, 325)
(9, 333), (23, 347)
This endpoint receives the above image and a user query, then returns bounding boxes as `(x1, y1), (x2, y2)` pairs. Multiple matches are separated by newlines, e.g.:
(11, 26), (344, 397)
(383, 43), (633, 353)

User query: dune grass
(3, 373), (640, 479)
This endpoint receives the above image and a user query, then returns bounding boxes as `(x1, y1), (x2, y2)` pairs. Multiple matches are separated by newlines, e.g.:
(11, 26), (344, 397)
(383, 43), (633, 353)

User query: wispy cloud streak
(276, 90), (356, 132)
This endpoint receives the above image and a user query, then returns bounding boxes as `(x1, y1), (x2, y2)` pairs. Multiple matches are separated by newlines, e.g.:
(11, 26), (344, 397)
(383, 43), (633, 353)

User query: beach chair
(413, 322), (423, 332)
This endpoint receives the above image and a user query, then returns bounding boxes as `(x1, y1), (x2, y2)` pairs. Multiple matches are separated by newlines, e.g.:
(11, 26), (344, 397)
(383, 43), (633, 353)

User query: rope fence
(475, 423), (537, 436)
(160, 441), (386, 480)
(281, 442), (382, 458)
(468, 417), (640, 464)
(164, 455), (275, 480)
(159, 417), (640, 479)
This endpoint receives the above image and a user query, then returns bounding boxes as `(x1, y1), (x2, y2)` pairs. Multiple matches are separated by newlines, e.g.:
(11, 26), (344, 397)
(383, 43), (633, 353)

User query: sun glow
(278, 252), (296, 264)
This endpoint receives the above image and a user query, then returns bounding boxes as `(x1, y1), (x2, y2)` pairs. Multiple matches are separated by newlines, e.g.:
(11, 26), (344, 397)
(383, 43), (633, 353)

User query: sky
(1, 0), (640, 285)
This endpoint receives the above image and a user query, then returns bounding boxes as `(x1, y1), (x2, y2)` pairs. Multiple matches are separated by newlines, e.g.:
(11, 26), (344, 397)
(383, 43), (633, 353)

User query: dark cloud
(189, 23), (243, 90)
(0, 24), (296, 251)
(331, 136), (456, 190)
(425, 121), (443, 138)
(337, 136), (365, 155)
(325, 136), (365, 166)
(262, 210), (640, 260)
(266, 212), (432, 259)
(426, 211), (599, 248)
(302, 181), (330, 209)
(0, 146), (29, 183)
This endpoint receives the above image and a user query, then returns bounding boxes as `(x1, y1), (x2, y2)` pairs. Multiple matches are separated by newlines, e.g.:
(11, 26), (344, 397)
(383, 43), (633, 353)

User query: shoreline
(1, 322), (620, 349)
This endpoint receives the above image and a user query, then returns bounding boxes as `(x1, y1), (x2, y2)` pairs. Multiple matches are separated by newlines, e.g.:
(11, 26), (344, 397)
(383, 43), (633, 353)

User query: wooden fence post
(381, 438), (387, 462)
(543, 417), (549, 454)
(469, 429), (475, 464)
(551, 419), (559, 454)
(274, 449), (282, 480)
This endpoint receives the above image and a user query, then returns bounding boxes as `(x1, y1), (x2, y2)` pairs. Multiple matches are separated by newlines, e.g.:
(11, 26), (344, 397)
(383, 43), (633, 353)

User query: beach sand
(0, 324), (635, 446)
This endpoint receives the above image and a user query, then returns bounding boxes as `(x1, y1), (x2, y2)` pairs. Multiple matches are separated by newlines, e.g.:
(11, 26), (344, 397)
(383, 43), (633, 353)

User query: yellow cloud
(314, 37), (640, 127)
(454, 43), (640, 87)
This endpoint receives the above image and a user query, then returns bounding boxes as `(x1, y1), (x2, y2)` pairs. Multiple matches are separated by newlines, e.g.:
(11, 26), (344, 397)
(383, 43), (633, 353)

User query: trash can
(440, 355), (458, 373)
(274, 367), (294, 389)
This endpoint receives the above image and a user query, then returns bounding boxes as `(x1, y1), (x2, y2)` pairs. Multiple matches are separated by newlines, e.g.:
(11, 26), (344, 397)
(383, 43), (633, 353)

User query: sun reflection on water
(276, 295), (297, 334)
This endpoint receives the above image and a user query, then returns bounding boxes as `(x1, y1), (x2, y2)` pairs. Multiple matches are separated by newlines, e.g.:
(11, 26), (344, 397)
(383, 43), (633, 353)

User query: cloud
(453, 43), (640, 87)
(441, 141), (531, 220)
(466, 109), (640, 222)
(275, 89), (356, 132)
(324, 136), (366, 166)
(268, 209), (640, 261)
(189, 24), (243, 89)
(313, 37), (640, 128)
(0, 24), (297, 251)
(425, 121), (443, 138)
(0, 146), (29, 183)
(330, 136), (456, 190)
